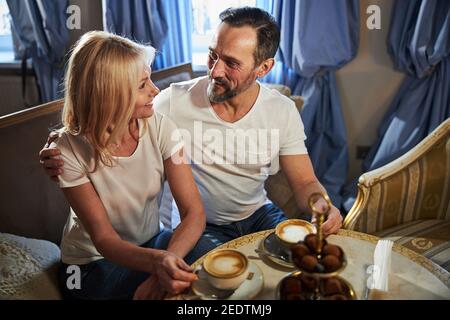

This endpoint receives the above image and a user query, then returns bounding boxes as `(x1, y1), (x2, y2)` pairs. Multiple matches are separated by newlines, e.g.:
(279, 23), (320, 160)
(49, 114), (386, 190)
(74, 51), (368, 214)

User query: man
(40, 7), (342, 258)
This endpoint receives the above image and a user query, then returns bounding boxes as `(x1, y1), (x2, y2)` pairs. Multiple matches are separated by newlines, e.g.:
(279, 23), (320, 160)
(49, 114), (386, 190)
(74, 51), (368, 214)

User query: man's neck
(211, 82), (260, 123)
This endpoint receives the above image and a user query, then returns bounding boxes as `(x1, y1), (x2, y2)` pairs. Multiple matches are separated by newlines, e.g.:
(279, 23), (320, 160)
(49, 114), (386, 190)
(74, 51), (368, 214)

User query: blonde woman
(52, 31), (206, 300)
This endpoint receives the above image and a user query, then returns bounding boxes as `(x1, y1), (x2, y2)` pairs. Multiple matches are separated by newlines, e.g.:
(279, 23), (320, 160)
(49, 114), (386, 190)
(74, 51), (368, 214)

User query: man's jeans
(193, 202), (287, 259)
(58, 229), (204, 300)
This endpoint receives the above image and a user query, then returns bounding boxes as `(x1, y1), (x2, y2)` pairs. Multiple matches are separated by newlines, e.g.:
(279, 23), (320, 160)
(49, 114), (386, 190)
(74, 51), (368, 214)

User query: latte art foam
(206, 253), (246, 277)
(280, 225), (308, 243)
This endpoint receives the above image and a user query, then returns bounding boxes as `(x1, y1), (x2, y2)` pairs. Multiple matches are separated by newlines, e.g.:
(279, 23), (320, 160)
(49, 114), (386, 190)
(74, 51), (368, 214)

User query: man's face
(207, 23), (260, 103)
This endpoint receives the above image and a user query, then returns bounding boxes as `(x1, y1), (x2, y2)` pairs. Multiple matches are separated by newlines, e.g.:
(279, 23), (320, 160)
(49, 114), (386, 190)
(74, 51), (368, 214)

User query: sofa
(0, 62), (305, 299)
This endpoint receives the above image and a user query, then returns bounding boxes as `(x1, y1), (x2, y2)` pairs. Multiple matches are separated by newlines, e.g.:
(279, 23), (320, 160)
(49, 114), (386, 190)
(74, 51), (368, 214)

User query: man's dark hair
(219, 7), (280, 66)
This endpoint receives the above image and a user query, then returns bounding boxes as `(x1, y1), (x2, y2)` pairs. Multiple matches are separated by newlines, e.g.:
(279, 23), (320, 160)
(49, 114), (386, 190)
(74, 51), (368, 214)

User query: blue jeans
(192, 202), (287, 259)
(58, 229), (205, 300)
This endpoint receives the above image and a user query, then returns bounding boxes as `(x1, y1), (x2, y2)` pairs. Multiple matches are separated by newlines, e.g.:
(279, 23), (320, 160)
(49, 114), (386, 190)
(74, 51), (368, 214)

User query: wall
(336, 0), (405, 181)
(68, 0), (103, 48)
(0, 71), (40, 116)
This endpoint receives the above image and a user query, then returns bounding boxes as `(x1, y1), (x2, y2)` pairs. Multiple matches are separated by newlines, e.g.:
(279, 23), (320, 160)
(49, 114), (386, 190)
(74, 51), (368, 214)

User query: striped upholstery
(375, 220), (450, 272)
(344, 118), (450, 271)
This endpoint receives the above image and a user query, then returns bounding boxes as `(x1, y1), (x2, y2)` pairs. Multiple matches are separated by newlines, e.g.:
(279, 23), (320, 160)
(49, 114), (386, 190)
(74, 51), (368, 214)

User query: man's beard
(207, 71), (256, 103)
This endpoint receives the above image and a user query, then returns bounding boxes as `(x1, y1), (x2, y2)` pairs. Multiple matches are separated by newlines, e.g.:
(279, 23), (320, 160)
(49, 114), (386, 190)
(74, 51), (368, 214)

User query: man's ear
(257, 58), (275, 78)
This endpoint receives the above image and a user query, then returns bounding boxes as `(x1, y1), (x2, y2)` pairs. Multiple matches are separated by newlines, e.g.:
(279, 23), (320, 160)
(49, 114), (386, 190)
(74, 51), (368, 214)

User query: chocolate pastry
(322, 277), (344, 295)
(321, 255), (341, 272)
(299, 255), (318, 272)
(322, 244), (342, 259)
(291, 243), (310, 259)
(300, 275), (318, 291)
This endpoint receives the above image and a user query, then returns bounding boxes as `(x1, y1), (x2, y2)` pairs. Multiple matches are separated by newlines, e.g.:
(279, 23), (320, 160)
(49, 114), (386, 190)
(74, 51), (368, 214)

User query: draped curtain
(258, 0), (359, 209)
(103, 0), (192, 70)
(363, 0), (450, 172)
(7, 0), (70, 102)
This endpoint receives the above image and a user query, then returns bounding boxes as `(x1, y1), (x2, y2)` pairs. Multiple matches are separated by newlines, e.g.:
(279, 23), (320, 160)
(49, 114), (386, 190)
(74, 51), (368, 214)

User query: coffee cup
(202, 249), (249, 290)
(275, 219), (316, 250)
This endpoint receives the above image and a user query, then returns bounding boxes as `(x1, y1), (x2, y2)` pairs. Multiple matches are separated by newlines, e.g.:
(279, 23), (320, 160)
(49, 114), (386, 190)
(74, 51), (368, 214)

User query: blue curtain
(152, 0), (192, 69)
(104, 0), (192, 70)
(256, 0), (303, 88)
(259, 0), (359, 209)
(363, 0), (450, 172)
(341, 0), (450, 213)
(7, 0), (70, 102)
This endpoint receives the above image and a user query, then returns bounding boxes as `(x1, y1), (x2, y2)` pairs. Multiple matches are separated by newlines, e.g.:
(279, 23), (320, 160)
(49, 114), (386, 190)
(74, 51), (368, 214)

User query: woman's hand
(133, 274), (166, 300)
(133, 251), (198, 300)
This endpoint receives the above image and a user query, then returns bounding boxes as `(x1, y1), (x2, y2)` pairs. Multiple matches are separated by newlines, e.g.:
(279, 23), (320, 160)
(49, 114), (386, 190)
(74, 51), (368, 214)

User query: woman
(53, 31), (206, 300)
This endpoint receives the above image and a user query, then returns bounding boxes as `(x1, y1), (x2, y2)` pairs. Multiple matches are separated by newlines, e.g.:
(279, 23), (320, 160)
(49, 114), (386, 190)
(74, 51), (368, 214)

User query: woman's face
(133, 67), (160, 119)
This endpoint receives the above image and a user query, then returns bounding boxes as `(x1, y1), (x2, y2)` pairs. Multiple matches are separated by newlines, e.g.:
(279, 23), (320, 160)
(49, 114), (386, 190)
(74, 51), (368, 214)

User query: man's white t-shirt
(52, 113), (183, 265)
(154, 76), (307, 225)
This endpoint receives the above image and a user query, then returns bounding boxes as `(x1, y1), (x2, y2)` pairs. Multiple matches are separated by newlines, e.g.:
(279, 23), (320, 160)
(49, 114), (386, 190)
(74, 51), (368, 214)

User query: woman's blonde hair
(62, 31), (155, 170)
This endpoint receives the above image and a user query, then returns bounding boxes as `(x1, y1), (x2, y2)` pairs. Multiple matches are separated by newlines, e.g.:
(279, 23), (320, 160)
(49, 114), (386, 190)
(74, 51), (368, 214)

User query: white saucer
(191, 261), (264, 300)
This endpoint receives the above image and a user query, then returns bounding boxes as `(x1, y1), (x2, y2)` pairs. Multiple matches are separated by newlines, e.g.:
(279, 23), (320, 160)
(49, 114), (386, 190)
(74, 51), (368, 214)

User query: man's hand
(39, 131), (63, 182)
(133, 251), (198, 300)
(310, 197), (342, 237)
(321, 205), (342, 236)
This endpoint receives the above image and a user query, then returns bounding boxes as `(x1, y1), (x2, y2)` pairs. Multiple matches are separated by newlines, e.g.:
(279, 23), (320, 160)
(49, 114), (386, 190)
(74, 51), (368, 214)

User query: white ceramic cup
(202, 249), (249, 290)
(275, 219), (316, 250)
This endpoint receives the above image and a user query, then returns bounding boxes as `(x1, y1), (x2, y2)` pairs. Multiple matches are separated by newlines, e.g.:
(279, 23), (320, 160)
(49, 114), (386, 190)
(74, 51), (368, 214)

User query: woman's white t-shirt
(52, 113), (183, 265)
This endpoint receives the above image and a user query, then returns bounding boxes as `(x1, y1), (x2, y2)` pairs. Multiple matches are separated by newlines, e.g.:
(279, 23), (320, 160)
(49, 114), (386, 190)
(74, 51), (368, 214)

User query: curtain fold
(103, 0), (192, 70)
(260, 0), (359, 208)
(342, 0), (450, 213)
(363, 0), (450, 172)
(7, 0), (70, 102)
(152, 0), (192, 69)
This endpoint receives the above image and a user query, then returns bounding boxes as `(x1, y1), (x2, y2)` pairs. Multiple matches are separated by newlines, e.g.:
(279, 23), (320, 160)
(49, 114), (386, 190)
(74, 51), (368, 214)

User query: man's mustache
(209, 76), (229, 87)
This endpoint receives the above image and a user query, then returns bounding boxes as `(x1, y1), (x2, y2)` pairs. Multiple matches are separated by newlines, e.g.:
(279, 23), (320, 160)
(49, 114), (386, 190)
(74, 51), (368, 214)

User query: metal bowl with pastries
(276, 271), (357, 300)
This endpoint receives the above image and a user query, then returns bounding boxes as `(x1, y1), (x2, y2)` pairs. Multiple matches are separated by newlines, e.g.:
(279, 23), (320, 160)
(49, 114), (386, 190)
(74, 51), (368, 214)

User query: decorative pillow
(0, 233), (62, 300)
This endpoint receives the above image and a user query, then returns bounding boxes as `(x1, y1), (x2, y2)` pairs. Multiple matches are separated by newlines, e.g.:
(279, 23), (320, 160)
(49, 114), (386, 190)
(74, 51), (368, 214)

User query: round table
(177, 229), (450, 300)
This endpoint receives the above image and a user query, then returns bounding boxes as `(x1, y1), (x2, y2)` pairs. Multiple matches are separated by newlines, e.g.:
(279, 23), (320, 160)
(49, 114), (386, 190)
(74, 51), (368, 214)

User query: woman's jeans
(58, 229), (203, 300)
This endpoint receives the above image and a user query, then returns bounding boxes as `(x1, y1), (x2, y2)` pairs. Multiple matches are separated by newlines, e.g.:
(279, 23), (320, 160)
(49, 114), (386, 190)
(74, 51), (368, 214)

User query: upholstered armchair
(344, 118), (450, 272)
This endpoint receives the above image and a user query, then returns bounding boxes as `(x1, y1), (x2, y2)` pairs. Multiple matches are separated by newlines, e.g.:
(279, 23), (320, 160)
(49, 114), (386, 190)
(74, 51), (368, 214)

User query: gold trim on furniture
(344, 118), (450, 232)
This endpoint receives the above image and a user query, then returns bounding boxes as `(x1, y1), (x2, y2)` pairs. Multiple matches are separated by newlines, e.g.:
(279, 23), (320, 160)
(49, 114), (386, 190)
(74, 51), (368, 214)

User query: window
(191, 0), (256, 68)
(0, 0), (14, 62)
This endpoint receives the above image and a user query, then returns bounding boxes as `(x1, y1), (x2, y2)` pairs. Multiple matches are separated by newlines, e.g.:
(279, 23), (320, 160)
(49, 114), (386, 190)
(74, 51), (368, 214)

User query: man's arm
(279, 154), (342, 236)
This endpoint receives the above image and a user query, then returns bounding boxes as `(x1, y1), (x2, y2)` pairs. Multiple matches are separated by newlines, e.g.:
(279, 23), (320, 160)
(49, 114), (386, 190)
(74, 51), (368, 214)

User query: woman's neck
(111, 119), (140, 157)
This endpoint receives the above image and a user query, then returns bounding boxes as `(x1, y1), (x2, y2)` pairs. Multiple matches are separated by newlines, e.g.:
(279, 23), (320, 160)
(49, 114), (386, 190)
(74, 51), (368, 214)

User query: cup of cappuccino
(275, 219), (315, 250)
(202, 249), (249, 290)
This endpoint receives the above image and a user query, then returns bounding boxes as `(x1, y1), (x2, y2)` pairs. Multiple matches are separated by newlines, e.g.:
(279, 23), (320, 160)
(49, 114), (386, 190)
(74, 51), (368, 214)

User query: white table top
(180, 229), (450, 300)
